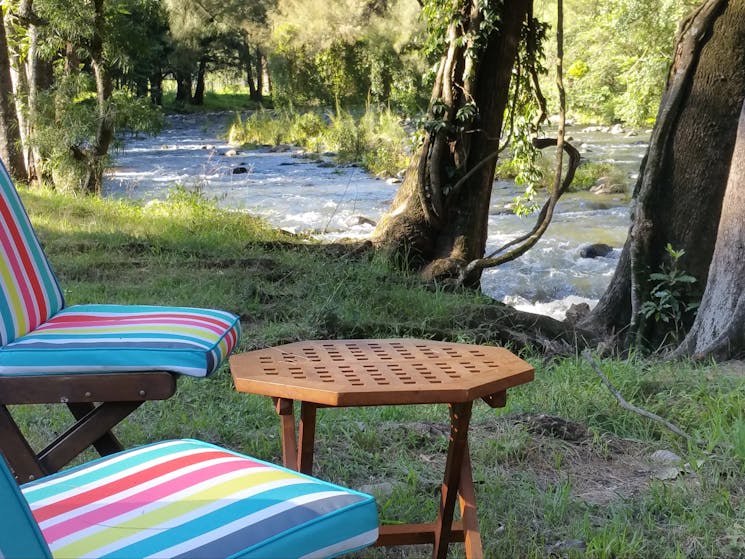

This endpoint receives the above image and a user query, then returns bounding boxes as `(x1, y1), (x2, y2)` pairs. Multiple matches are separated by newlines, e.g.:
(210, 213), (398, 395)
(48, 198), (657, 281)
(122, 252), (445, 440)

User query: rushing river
(103, 113), (649, 320)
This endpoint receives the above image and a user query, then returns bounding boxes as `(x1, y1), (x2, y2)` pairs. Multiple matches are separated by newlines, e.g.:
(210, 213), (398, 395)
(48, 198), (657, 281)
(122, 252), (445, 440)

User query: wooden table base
(274, 397), (483, 559)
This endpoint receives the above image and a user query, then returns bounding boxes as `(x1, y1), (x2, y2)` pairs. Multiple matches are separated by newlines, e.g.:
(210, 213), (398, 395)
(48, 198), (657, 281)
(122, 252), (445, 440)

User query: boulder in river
(579, 243), (613, 258)
(346, 215), (377, 227)
(590, 176), (626, 195)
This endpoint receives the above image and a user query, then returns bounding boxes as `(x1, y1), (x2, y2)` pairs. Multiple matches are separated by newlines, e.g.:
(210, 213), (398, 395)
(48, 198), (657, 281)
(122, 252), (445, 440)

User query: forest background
(1, 0), (699, 190)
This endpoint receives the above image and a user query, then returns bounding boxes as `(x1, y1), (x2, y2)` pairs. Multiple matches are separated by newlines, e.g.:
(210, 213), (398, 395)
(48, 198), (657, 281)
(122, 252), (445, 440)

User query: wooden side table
(230, 339), (534, 559)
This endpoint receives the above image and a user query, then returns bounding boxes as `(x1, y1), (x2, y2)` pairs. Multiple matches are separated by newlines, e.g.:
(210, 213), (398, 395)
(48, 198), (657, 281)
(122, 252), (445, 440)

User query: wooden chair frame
(0, 372), (176, 482)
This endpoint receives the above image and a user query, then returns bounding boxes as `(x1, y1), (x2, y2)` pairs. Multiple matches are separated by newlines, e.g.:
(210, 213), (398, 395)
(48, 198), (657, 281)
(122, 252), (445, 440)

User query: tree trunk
(175, 70), (192, 103)
(372, 0), (530, 285)
(17, 0), (53, 183)
(582, 0), (745, 351)
(79, 0), (114, 195)
(245, 45), (257, 101)
(193, 57), (207, 105)
(262, 52), (271, 98)
(150, 71), (163, 105)
(253, 46), (264, 102)
(673, 100), (745, 361)
(0, 6), (27, 180)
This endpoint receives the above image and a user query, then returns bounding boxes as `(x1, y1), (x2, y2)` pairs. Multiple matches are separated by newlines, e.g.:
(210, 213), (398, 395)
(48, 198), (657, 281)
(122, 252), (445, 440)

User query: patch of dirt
(715, 359), (745, 378)
(473, 414), (659, 506)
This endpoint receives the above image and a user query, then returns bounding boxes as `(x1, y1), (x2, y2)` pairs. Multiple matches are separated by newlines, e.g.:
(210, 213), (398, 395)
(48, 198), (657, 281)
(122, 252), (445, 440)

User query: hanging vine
(457, 0), (578, 285)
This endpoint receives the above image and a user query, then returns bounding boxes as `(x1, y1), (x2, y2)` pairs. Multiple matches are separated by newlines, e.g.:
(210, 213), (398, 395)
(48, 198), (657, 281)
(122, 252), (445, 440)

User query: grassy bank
(13, 187), (745, 558)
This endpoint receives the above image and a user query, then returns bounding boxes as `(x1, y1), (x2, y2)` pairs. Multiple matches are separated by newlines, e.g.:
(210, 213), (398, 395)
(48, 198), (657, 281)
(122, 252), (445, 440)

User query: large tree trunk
(673, 100), (745, 361)
(373, 0), (530, 285)
(582, 0), (745, 351)
(0, 6), (27, 180)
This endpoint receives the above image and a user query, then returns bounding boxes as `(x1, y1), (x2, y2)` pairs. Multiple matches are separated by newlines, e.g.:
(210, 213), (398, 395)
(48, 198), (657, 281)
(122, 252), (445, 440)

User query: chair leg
(38, 402), (143, 474)
(0, 405), (46, 482)
(67, 403), (125, 456)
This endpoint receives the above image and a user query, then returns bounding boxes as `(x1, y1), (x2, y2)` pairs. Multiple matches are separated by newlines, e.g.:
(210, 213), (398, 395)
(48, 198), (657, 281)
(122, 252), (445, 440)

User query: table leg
(433, 401), (474, 559)
(458, 446), (484, 559)
(273, 398), (318, 475)
(298, 402), (317, 475)
(275, 398), (298, 471)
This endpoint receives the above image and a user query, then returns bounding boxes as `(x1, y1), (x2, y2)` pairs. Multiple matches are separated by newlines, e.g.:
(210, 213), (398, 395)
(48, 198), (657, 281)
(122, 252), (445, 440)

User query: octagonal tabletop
(230, 339), (534, 407)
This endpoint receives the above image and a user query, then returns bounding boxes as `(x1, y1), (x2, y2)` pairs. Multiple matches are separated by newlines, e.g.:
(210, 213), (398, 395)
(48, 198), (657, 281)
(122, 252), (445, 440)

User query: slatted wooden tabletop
(230, 338), (534, 406)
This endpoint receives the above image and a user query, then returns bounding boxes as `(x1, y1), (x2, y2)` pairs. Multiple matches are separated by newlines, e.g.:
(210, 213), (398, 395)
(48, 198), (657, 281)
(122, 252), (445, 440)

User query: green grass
(11, 187), (745, 558)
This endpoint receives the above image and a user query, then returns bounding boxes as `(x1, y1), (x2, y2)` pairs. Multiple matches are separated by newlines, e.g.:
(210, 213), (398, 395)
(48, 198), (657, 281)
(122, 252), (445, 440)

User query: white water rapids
(103, 113), (648, 320)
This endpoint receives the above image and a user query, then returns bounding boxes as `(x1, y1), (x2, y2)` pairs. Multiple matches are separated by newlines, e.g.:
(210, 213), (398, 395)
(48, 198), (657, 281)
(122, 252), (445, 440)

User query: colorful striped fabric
(6, 439), (379, 559)
(0, 160), (65, 346)
(0, 304), (241, 377)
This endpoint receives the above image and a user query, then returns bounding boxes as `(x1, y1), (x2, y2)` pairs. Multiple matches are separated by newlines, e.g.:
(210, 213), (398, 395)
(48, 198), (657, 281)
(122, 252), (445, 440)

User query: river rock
(579, 243), (613, 258)
(232, 166), (249, 174)
(346, 215), (377, 227)
(224, 149), (241, 157)
(565, 302), (591, 324)
(581, 125), (608, 133)
(590, 176), (626, 195)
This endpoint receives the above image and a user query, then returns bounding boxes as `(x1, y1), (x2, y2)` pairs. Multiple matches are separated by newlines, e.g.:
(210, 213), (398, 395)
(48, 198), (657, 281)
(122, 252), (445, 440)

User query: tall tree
(674, 99), (745, 360)
(372, 0), (532, 284)
(0, 5), (26, 180)
(582, 0), (745, 358)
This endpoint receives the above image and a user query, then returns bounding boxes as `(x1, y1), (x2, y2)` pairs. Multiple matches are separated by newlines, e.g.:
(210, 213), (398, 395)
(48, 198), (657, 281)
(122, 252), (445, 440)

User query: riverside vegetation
(12, 185), (745, 558)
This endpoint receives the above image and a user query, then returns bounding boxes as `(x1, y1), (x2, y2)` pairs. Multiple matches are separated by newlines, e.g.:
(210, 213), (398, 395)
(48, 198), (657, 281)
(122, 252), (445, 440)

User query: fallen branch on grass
(581, 351), (704, 446)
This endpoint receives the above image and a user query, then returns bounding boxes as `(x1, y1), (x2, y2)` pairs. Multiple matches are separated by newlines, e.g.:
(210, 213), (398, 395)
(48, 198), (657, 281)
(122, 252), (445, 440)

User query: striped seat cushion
(0, 304), (241, 377)
(15, 439), (379, 559)
(0, 161), (65, 346)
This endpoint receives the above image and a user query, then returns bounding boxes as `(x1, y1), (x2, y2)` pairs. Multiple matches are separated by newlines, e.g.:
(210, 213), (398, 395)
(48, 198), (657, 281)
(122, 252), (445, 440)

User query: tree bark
(253, 46), (264, 102)
(150, 71), (163, 105)
(0, 6), (27, 180)
(673, 100), (745, 361)
(373, 0), (530, 284)
(79, 0), (114, 195)
(16, 0), (53, 183)
(582, 0), (745, 350)
(193, 57), (207, 105)
(175, 70), (192, 103)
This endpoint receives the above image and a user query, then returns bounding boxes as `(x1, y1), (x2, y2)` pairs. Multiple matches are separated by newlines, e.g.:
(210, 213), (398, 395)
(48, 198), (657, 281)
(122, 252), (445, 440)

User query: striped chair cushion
(13, 439), (379, 559)
(0, 161), (65, 346)
(0, 304), (241, 378)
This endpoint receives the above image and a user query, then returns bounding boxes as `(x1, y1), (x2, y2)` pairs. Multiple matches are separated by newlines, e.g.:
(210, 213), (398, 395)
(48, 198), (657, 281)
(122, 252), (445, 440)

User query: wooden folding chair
(0, 160), (241, 482)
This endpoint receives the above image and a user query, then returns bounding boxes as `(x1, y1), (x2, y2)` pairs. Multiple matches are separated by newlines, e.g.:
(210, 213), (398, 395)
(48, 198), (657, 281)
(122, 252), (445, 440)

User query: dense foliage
(542, 0), (700, 126)
(1, 0), (699, 190)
